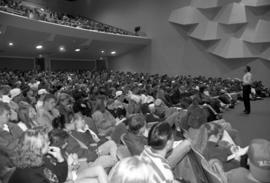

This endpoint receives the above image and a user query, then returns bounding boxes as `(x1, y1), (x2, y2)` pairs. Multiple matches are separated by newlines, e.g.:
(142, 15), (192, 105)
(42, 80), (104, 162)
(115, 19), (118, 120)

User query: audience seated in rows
(0, 69), (269, 183)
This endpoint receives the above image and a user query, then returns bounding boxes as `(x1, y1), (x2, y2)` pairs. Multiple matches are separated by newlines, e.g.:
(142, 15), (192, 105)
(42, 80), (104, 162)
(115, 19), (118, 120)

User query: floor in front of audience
(223, 98), (270, 146)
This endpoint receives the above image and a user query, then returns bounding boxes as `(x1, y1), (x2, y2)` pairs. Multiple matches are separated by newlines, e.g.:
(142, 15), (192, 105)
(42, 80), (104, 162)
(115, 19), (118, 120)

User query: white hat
(115, 90), (123, 98)
(1, 95), (11, 103)
(9, 88), (21, 99)
(38, 89), (48, 95)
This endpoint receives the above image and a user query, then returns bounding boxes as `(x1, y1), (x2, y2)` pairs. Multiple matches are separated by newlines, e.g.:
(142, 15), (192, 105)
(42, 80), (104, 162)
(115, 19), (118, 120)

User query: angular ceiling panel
(242, 20), (270, 43)
(215, 3), (247, 24)
(261, 47), (270, 61)
(241, 0), (270, 7)
(191, 0), (240, 9)
(209, 37), (257, 58)
(189, 21), (220, 40)
(169, 0), (270, 61)
(169, 6), (204, 25)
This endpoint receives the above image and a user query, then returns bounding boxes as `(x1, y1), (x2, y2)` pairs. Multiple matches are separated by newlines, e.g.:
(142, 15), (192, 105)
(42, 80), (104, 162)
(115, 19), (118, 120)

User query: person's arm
(66, 137), (98, 162)
(167, 139), (191, 168)
(46, 146), (68, 183)
(77, 165), (108, 183)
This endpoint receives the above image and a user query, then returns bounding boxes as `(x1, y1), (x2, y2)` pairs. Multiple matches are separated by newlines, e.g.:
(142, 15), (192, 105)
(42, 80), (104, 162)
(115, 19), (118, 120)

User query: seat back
(117, 134), (131, 160)
(201, 159), (223, 183)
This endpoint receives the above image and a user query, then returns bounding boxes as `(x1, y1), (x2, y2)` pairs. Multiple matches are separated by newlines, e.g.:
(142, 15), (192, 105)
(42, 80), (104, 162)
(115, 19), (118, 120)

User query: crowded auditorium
(0, 0), (270, 183)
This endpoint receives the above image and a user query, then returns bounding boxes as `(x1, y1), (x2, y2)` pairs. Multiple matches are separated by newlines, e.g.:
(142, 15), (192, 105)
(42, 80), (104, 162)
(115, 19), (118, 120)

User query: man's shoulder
(227, 167), (257, 183)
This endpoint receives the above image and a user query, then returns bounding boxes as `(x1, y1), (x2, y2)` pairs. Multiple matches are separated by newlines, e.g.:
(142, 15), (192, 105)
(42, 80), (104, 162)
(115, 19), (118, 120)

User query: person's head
(205, 123), (223, 143)
(128, 114), (146, 135)
(49, 129), (69, 149)
(148, 122), (174, 152)
(72, 113), (85, 130)
(18, 102), (32, 125)
(109, 156), (153, 183)
(58, 93), (73, 111)
(95, 96), (106, 112)
(52, 115), (66, 129)
(0, 101), (10, 127)
(13, 126), (49, 168)
(8, 101), (18, 122)
(43, 94), (56, 111)
(73, 100), (92, 117)
(248, 139), (270, 182)
(245, 65), (251, 73)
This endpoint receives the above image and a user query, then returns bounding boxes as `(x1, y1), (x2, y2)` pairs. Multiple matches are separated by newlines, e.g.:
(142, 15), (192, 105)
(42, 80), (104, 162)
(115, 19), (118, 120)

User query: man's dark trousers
(243, 85), (251, 113)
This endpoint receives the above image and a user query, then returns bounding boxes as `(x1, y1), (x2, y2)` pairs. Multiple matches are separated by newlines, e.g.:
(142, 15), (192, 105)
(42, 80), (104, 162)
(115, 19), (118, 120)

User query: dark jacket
(9, 156), (68, 183)
(123, 132), (147, 156)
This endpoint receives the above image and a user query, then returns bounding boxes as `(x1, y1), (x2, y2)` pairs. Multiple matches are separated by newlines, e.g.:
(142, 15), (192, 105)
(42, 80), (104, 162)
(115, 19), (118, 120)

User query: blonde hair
(109, 156), (153, 183)
(13, 126), (49, 168)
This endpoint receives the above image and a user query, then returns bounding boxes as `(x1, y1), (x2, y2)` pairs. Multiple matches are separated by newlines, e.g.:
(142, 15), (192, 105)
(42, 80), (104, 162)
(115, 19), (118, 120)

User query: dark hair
(73, 100), (92, 116)
(148, 122), (173, 150)
(43, 94), (56, 102)
(246, 66), (251, 72)
(48, 129), (69, 148)
(128, 114), (146, 135)
(52, 115), (66, 129)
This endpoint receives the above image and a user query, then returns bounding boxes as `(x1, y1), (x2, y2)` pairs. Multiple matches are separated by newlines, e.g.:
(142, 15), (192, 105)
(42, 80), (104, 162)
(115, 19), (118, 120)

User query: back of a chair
(117, 134), (131, 160)
(116, 145), (131, 160)
(201, 159), (223, 183)
(191, 148), (224, 183)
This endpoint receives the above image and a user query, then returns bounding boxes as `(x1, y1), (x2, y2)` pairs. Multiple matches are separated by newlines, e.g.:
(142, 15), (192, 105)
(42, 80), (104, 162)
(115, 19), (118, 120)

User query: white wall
(85, 0), (270, 87)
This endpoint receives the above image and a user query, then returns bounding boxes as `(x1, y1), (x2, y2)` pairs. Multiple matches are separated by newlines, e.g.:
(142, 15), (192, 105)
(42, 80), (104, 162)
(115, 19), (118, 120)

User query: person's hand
(230, 145), (240, 154)
(67, 153), (79, 170)
(48, 146), (64, 163)
(51, 108), (60, 117)
(218, 140), (231, 148)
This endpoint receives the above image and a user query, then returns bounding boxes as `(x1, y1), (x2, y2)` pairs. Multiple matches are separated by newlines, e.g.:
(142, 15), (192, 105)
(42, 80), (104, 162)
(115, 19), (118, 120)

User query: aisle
(223, 98), (270, 146)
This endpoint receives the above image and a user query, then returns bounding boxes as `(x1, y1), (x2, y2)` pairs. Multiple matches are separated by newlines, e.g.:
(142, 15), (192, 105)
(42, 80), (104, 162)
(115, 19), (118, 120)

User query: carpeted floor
(223, 98), (270, 146)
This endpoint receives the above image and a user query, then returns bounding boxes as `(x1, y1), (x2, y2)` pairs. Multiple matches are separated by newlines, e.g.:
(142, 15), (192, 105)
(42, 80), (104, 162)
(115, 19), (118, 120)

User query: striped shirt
(140, 146), (174, 183)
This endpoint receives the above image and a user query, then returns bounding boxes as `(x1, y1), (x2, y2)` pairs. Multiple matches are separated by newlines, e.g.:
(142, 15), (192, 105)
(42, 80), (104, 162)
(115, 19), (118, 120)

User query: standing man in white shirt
(242, 66), (252, 114)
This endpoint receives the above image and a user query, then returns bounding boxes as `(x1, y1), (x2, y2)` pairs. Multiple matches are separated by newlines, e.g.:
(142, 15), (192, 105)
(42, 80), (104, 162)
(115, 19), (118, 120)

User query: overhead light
(101, 50), (105, 54)
(8, 42), (14, 47)
(111, 51), (116, 55)
(36, 45), (43, 50)
(75, 48), (80, 52)
(40, 8), (44, 11)
(59, 46), (66, 52)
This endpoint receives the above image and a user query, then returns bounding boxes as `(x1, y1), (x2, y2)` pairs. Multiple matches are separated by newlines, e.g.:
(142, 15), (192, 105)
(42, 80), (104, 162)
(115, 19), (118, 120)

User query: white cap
(9, 88), (21, 99)
(115, 90), (123, 98)
(38, 89), (48, 95)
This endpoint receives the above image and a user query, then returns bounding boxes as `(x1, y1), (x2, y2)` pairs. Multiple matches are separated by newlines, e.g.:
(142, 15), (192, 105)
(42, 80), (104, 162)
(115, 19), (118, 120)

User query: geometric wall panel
(189, 21), (220, 40)
(209, 37), (257, 58)
(241, 20), (270, 43)
(261, 47), (270, 61)
(169, 0), (270, 60)
(241, 0), (270, 7)
(169, 6), (203, 25)
(191, 0), (240, 9)
(215, 3), (247, 24)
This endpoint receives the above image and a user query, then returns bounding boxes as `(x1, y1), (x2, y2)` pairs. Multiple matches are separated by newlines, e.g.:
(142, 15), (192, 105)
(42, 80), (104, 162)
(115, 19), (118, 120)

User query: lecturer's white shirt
(243, 72), (252, 85)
